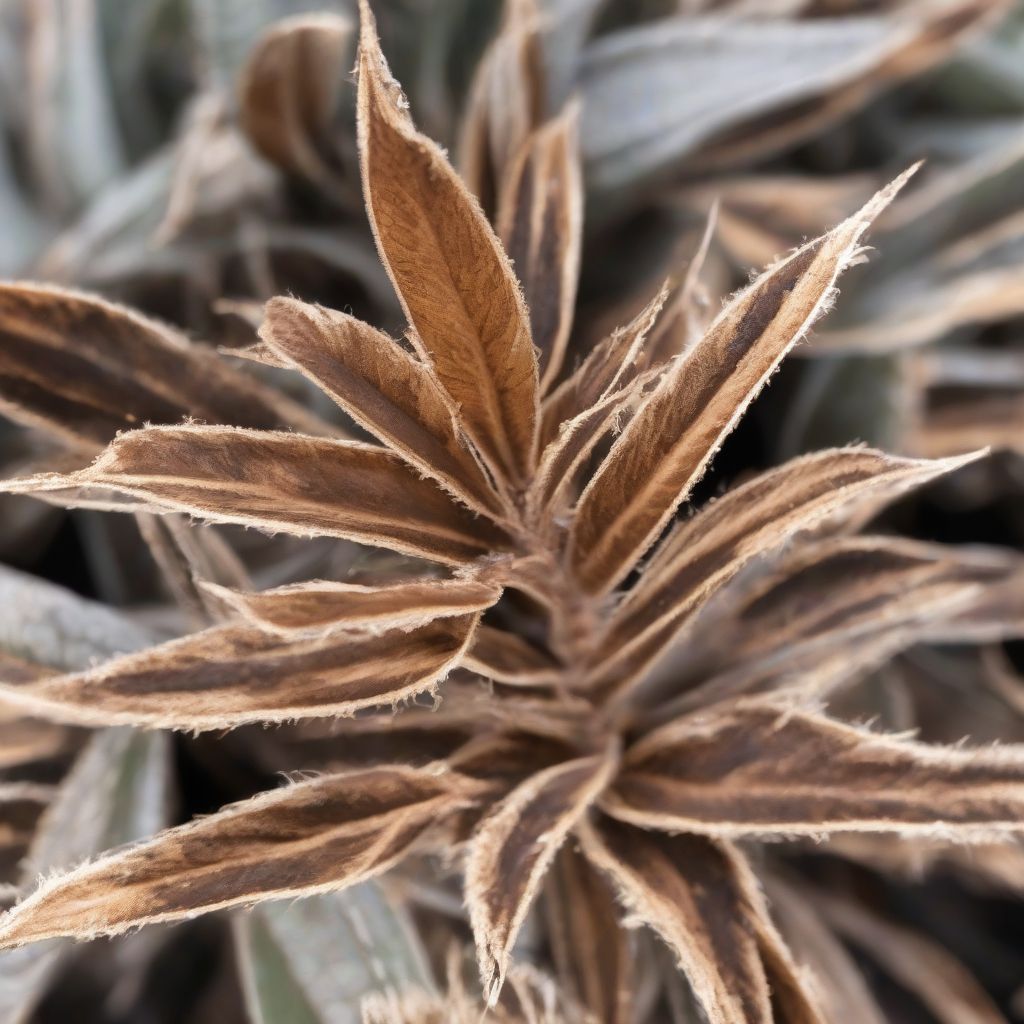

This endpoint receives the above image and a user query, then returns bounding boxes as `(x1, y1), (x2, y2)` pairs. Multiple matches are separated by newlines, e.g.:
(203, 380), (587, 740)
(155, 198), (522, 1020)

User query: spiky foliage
(1, 7), (1023, 1023)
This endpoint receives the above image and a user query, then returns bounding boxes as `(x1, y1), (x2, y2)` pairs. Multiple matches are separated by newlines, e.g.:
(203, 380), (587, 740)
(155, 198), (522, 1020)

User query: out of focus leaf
(235, 882), (433, 1024)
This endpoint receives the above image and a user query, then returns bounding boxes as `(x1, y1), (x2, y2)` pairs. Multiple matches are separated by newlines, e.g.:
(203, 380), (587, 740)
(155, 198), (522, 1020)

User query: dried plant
(0, 6), (1023, 1022)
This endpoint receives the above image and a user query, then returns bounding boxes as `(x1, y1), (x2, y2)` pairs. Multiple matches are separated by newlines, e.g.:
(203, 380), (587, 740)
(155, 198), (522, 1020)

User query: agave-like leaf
(0, 284), (331, 451)
(1, 426), (510, 565)
(466, 745), (617, 998)
(259, 297), (504, 517)
(569, 169), (917, 595)
(0, 765), (474, 947)
(607, 701), (1024, 838)
(0, 614), (481, 730)
(580, 821), (824, 1024)
(357, 0), (539, 488)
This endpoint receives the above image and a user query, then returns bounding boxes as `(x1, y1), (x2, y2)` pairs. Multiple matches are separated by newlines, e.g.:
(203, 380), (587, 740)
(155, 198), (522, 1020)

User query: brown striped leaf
(545, 846), (633, 1024)
(569, 170), (917, 595)
(594, 448), (981, 691)
(540, 282), (669, 449)
(580, 821), (825, 1024)
(260, 297), (504, 517)
(607, 701), (1024, 839)
(0, 766), (472, 947)
(0, 615), (480, 730)
(206, 576), (501, 637)
(0, 283), (331, 451)
(466, 746), (617, 1000)
(238, 14), (353, 189)
(1, 426), (510, 566)
(357, 0), (539, 487)
(463, 625), (563, 687)
(497, 106), (583, 392)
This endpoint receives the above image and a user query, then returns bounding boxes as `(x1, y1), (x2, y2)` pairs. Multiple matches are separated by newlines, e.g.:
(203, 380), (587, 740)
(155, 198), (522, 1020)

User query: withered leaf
(206, 576), (501, 637)
(0, 615), (480, 730)
(0, 283), (330, 451)
(238, 13), (353, 188)
(545, 846), (633, 1024)
(580, 821), (824, 1024)
(497, 107), (583, 392)
(466, 747), (617, 1000)
(2, 426), (510, 565)
(260, 297), (503, 517)
(570, 170), (917, 595)
(0, 766), (473, 947)
(595, 447), (980, 690)
(464, 624), (564, 688)
(357, 1), (539, 486)
(607, 701), (1024, 838)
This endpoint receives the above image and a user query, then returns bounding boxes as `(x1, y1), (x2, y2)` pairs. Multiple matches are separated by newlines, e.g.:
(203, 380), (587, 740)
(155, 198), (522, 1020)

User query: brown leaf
(497, 106), (583, 392)
(0, 283), (331, 451)
(911, 393), (1024, 458)
(813, 888), (1006, 1024)
(206, 575), (501, 637)
(357, 0), (539, 487)
(0, 615), (480, 730)
(260, 297), (504, 517)
(594, 448), (980, 693)
(568, 170), (916, 595)
(466, 746), (617, 999)
(545, 846), (633, 1024)
(2, 425), (510, 566)
(607, 701), (1024, 839)
(463, 625), (563, 687)
(580, 820), (824, 1024)
(540, 282), (669, 449)
(0, 766), (472, 947)
(238, 14), (353, 188)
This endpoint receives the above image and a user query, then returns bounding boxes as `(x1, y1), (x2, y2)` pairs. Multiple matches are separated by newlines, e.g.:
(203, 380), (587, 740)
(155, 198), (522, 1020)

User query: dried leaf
(238, 13), (353, 188)
(545, 846), (633, 1024)
(466, 746), (617, 999)
(0, 283), (331, 451)
(1, 426), (510, 566)
(580, 821), (824, 1024)
(0, 766), (472, 947)
(569, 171), (915, 595)
(463, 625), (563, 687)
(207, 576), (501, 637)
(0, 614), (480, 730)
(497, 106), (583, 391)
(260, 297), (503, 517)
(596, 448), (980, 687)
(357, 1), (539, 486)
(607, 701), (1024, 839)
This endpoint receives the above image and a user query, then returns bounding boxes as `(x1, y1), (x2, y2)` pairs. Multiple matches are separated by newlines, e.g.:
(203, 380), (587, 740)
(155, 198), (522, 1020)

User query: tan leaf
(540, 282), (669, 449)
(813, 888), (1006, 1024)
(607, 701), (1024, 839)
(260, 297), (504, 517)
(357, 0), (539, 487)
(911, 393), (1024, 458)
(594, 448), (980, 692)
(0, 766), (473, 947)
(463, 625), (563, 687)
(2, 425), (510, 566)
(0, 283), (331, 451)
(205, 576), (501, 637)
(466, 745), (618, 1000)
(545, 845), (633, 1024)
(579, 821), (824, 1024)
(568, 170), (916, 595)
(497, 106), (583, 392)
(0, 615), (480, 730)
(238, 14), (353, 188)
